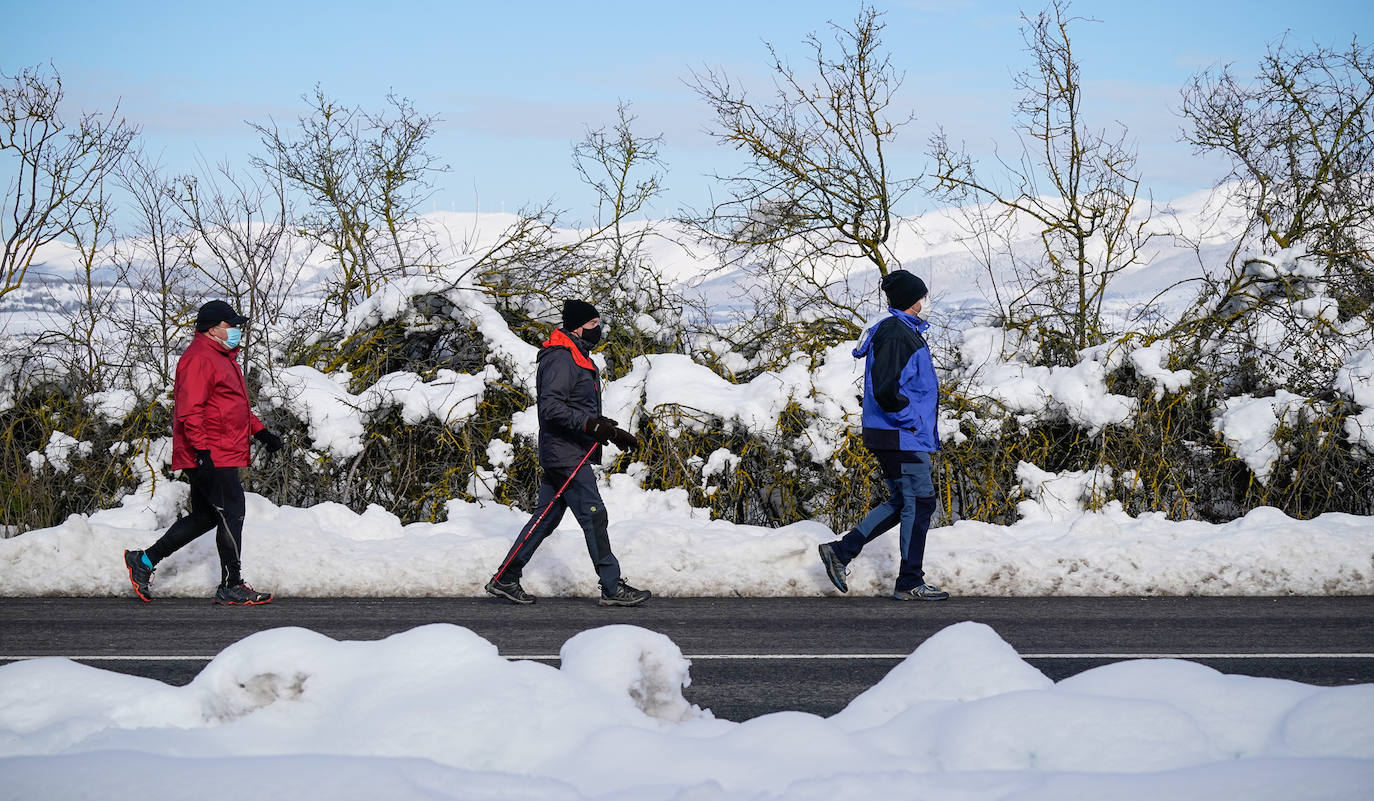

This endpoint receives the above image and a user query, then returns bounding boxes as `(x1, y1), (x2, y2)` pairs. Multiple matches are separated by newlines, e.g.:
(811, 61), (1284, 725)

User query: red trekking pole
(492, 441), (600, 582)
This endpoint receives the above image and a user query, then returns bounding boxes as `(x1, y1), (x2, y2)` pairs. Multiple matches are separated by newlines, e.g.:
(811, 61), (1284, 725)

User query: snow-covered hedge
(1, 213), (1371, 539)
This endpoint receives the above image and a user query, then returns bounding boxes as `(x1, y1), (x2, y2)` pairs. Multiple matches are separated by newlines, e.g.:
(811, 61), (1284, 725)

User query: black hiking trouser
(145, 466), (246, 587)
(497, 466), (621, 593)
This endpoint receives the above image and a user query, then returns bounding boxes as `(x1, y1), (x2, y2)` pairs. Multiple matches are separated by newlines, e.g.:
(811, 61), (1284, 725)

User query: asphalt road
(2, 596), (1371, 721)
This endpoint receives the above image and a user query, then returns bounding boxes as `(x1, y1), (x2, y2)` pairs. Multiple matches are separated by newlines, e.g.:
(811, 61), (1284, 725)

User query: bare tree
(59, 172), (127, 391)
(116, 147), (197, 386)
(174, 160), (296, 368)
(1181, 36), (1374, 318)
(685, 4), (917, 339)
(453, 106), (684, 354)
(250, 86), (446, 319)
(1, 64), (135, 301)
(931, 1), (1154, 365)
(454, 200), (581, 317)
(15, 157), (131, 403)
(574, 103), (664, 278)
(571, 103), (685, 359)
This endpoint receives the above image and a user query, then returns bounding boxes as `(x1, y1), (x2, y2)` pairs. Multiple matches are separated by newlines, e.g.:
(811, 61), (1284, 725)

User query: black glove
(254, 429), (284, 453)
(584, 416), (618, 444)
(610, 427), (639, 451)
(194, 449), (215, 470)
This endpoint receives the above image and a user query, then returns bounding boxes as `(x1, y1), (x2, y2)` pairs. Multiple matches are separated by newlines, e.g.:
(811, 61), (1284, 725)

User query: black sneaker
(599, 579), (651, 607)
(817, 543), (849, 593)
(892, 584), (950, 601)
(485, 577), (535, 605)
(214, 581), (274, 605)
(124, 549), (153, 602)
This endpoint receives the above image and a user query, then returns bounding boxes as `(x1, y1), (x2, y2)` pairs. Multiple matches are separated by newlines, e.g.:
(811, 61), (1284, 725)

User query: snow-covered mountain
(4, 187), (1252, 334)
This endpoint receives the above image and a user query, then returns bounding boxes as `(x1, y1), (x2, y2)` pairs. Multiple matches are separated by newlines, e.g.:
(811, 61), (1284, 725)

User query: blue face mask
(224, 327), (243, 349)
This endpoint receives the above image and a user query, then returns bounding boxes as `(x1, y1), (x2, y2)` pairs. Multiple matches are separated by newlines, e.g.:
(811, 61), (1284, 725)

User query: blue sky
(4, 0), (1371, 224)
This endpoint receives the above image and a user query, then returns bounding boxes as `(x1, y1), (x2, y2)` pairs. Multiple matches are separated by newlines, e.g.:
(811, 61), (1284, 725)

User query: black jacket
(536, 328), (602, 477)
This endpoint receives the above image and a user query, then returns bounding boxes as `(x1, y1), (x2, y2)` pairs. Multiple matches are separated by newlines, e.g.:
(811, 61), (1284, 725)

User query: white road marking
(1, 655), (219, 661)
(4, 653), (1372, 662)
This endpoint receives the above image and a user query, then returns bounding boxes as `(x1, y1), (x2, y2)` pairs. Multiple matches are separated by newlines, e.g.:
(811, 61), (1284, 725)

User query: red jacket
(170, 333), (264, 470)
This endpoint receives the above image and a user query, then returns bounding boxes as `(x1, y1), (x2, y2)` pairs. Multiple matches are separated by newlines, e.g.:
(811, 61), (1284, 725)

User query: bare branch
(1, 64), (136, 299)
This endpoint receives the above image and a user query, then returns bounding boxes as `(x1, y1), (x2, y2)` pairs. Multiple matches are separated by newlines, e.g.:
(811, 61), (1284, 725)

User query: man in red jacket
(123, 300), (283, 605)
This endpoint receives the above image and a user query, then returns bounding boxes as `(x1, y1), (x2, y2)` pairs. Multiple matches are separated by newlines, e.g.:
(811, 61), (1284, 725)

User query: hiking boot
(124, 549), (154, 602)
(214, 581), (274, 605)
(599, 579), (651, 607)
(485, 576), (535, 605)
(892, 584), (950, 601)
(817, 542), (849, 593)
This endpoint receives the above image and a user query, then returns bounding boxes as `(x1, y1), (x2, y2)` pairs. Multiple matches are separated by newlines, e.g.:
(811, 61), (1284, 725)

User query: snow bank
(1, 475), (1370, 597)
(1, 622), (1370, 801)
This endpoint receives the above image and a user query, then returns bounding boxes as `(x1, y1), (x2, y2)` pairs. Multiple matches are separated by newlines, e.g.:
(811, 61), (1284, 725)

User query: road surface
(2, 596), (1370, 720)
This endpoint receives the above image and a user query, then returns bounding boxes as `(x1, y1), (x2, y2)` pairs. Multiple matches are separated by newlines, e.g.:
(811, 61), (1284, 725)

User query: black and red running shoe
(214, 581), (274, 605)
(124, 550), (153, 602)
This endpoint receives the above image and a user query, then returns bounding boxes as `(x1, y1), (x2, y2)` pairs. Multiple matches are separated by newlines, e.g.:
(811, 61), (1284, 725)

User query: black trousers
(498, 466), (621, 593)
(145, 467), (246, 587)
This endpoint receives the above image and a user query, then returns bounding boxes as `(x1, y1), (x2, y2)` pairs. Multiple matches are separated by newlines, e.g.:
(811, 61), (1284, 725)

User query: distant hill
(3, 187), (1252, 335)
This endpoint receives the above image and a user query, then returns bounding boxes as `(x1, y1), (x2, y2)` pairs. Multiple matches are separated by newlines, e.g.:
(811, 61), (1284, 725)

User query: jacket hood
(854, 308), (928, 358)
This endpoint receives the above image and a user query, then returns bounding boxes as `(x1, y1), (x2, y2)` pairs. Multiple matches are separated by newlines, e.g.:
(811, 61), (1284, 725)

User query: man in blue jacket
(818, 270), (950, 601)
(485, 299), (651, 607)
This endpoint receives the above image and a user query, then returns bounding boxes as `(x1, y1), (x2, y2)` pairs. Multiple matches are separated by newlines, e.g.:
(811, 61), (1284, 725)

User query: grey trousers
(498, 467), (621, 593)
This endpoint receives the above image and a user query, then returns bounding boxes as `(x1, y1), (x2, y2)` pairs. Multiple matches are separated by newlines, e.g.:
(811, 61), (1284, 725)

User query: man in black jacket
(486, 300), (651, 606)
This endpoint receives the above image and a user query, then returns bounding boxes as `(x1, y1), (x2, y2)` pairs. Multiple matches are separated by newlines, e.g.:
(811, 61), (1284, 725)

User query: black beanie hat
(880, 270), (928, 311)
(195, 300), (248, 333)
(562, 299), (599, 331)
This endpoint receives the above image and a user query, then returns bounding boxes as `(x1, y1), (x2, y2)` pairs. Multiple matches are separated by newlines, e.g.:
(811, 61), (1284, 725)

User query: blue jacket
(854, 308), (940, 453)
